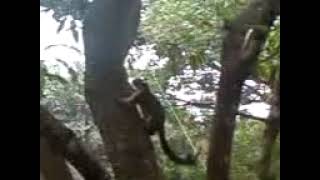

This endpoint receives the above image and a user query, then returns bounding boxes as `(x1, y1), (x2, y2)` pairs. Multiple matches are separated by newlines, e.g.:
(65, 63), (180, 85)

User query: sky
(40, 8), (270, 119)
(40, 7), (84, 77)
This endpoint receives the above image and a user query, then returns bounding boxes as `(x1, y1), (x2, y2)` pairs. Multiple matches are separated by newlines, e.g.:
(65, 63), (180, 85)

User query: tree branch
(40, 106), (111, 180)
(164, 96), (269, 122)
(237, 111), (269, 122)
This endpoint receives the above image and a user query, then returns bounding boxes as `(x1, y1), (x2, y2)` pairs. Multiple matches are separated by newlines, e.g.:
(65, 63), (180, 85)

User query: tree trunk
(258, 79), (280, 180)
(40, 171), (47, 180)
(40, 136), (74, 180)
(206, 0), (280, 180)
(83, 0), (163, 180)
(40, 106), (110, 180)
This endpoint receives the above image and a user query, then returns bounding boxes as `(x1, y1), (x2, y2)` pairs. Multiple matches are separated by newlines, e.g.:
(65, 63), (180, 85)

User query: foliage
(271, 135), (280, 180)
(256, 16), (280, 84)
(157, 106), (206, 180)
(41, 0), (88, 41)
(40, 59), (101, 144)
(40, 60), (69, 98)
(231, 120), (264, 180)
(40, 0), (88, 21)
(231, 120), (280, 180)
(141, 0), (248, 71)
(156, 116), (280, 180)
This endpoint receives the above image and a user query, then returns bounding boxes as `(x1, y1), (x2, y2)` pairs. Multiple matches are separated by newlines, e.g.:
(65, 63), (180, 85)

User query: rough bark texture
(40, 106), (111, 180)
(83, 0), (163, 180)
(40, 136), (74, 180)
(206, 0), (280, 180)
(258, 79), (280, 180)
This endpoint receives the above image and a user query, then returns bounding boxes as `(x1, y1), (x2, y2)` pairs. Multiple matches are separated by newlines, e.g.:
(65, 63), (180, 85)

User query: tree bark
(258, 79), (280, 180)
(83, 0), (163, 180)
(40, 106), (111, 180)
(40, 136), (74, 180)
(206, 0), (280, 180)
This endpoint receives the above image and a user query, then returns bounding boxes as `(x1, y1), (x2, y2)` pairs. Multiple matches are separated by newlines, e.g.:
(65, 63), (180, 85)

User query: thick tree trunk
(258, 79), (280, 180)
(40, 171), (47, 180)
(83, 0), (163, 180)
(40, 106), (110, 180)
(206, 0), (280, 180)
(40, 136), (74, 180)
